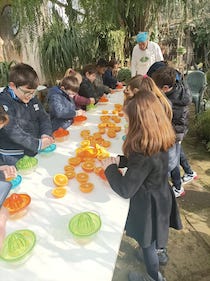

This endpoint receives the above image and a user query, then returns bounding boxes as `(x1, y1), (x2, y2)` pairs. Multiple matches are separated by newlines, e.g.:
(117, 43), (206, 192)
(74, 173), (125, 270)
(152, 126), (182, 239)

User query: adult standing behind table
(131, 32), (163, 77)
(0, 63), (54, 165)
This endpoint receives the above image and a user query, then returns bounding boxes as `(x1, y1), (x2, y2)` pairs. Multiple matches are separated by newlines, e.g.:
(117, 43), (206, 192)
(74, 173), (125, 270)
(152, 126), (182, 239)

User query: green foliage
(0, 61), (16, 87)
(117, 68), (131, 84)
(194, 109), (210, 151)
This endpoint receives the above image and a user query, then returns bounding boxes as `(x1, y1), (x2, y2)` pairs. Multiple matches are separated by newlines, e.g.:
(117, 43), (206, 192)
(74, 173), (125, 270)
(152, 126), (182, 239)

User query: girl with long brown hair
(101, 90), (182, 281)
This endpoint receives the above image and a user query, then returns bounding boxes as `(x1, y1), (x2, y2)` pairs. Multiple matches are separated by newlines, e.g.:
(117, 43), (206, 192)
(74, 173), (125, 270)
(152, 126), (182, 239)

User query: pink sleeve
(74, 94), (91, 107)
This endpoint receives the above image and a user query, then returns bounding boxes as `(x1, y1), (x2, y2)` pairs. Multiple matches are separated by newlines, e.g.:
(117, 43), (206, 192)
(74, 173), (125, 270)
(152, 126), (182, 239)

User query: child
(47, 76), (86, 131)
(151, 66), (193, 197)
(147, 61), (197, 184)
(64, 68), (95, 109)
(0, 105), (17, 179)
(123, 75), (173, 266)
(78, 64), (100, 107)
(103, 59), (119, 89)
(101, 90), (182, 281)
(0, 63), (54, 165)
(94, 58), (111, 95)
(124, 74), (172, 121)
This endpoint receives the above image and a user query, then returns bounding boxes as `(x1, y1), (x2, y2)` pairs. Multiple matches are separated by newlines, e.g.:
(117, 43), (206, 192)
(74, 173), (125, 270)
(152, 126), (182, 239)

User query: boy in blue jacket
(0, 63), (54, 165)
(47, 76), (85, 132)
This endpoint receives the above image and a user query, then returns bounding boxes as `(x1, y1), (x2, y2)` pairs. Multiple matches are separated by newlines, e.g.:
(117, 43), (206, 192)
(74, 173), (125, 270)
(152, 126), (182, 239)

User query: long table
(1, 91), (129, 281)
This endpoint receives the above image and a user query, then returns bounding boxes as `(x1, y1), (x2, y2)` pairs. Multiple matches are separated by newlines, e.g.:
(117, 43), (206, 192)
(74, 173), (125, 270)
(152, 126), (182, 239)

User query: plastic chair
(186, 70), (207, 114)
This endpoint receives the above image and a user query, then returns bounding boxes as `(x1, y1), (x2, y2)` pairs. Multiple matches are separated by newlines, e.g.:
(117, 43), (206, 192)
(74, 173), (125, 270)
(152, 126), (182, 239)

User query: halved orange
(101, 140), (111, 148)
(65, 170), (76, 179)
(79, 182), (94, 193)
(64, 165), (75, 172)
(107, 130), (116, 138)
(80, 130), (90, 138)
(81, 161), (95, 173)
(98, 168), (107, 180)
(53, 174), (68, 187)
(101, 110), (108, 114)
(68, 157), (81, 166)
(80, 140), (90, 147)
(76, 172), (89, 183)
(52, 187), (67, 198)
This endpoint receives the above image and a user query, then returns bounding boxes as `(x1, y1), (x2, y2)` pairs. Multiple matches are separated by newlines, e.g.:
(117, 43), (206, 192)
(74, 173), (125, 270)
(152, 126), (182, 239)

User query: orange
(118, 112), (124, 117)
(64, 165), (75, 172)
(98, 128), (106, 134)
(51, 187), (67, 198)
(76, 172), (89, 183)
(101, 140), (111, 148)
(98, 168), (107, 180)
(79, 182), (94, 193)
(93, 132), (102, 140)
(114, 126), (121, 132)
(107, 130), (116, 138)
(53, 174), (68, 187)
(80, 140), (90, 147)
(68, 157), (81, 166)
(81, 161), (95, 173)
(65, 170), (76, 179)
(80, 130), (90, 138)
(101, 110), (108, 114)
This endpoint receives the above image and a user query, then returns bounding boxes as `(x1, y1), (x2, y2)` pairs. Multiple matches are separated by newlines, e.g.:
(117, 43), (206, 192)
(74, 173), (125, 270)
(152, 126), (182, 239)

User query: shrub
(0, 61), (16, 86)
(117, 67), (131, 84)
(194, 109), (210, 151)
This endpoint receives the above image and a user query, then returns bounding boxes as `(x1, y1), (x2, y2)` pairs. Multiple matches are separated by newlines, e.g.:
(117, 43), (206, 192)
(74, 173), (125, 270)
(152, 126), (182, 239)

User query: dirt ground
(112, 116), (210, 281)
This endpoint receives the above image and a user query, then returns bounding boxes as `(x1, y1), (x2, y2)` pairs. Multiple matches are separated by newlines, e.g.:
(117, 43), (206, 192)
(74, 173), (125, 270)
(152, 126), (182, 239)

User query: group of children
(0, 58), (197, 281)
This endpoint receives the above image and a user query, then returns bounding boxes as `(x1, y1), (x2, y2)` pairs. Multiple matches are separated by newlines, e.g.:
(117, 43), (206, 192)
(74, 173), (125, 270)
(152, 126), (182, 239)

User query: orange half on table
(51, 187), (67, 198)
(3, 193), (31, 215)
(68, 157), (82, 166)
(76, 172), (89, 183)
(79, 182), (94, 193)
(53, 173), (68, 187)
(81, 161), (95, 173)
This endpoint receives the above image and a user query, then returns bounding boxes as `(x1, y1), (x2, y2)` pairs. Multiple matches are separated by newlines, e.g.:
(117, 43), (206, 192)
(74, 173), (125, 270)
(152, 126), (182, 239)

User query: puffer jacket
(166, 80), (192, 141)
(47, 86), (76, 132)
(0, 87), (52, 157)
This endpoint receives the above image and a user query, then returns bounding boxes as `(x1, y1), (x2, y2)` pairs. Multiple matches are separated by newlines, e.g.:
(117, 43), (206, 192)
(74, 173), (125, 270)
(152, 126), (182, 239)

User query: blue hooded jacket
(47, 86), (76, 131)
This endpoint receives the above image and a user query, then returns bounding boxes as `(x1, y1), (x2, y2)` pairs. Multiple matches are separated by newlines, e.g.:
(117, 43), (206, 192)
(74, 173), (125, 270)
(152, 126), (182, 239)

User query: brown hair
(0, 105), (9, 126)
(9, 63), (39, 89)
(123, 90), (175, 157)
(82, 64), (97, 76)
(60, 76), (80, 92)
(124, 75), (173, 121)
(151, 66), (176, 89)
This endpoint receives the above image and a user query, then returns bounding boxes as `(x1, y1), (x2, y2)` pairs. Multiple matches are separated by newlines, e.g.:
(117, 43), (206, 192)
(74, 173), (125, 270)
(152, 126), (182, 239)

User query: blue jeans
(180, 147), (193, 174)
(168, 142), (182, 189)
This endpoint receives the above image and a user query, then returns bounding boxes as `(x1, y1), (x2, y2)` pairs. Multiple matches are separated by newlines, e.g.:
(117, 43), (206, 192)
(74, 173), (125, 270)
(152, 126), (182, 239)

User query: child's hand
(90, 97), (95, 104)
(101, 157), (118, 170)
(0, 165), (17, 180)
(76, 109), (85, 116)
(41, 137), (54, 149)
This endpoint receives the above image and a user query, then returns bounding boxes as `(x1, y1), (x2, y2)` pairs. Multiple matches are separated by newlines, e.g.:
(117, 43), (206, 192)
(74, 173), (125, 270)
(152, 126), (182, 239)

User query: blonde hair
(125, 75), (172, 121)
(123, 90), (175, 157)
(64, 68), (82, 85)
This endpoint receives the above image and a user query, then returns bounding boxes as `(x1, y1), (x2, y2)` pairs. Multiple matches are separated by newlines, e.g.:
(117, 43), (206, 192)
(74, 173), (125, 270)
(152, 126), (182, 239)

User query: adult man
(131, 32), (163, 76)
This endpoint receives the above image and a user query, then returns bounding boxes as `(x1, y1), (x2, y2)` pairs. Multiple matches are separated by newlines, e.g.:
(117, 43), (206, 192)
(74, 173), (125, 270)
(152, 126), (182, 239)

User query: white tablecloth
(1, 91), (129, 281)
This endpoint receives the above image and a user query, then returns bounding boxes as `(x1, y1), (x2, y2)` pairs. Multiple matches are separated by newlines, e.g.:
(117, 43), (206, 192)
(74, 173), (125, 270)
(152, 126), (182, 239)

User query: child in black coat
(101, 90), (182, 281)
